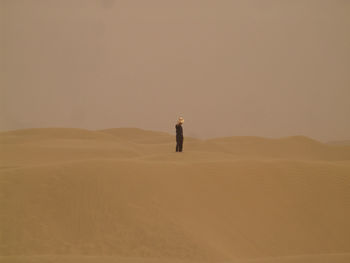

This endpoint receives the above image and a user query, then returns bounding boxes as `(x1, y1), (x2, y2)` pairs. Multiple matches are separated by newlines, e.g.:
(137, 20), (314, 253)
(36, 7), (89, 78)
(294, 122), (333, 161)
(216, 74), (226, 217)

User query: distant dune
(1, 128), (350, 263)
(328, 140), (350, 146)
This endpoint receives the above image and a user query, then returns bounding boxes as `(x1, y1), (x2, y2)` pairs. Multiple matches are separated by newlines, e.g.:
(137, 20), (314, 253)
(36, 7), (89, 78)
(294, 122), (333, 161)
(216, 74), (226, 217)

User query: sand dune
(1, 128), (350, 263)
(328, 140), (350, 146)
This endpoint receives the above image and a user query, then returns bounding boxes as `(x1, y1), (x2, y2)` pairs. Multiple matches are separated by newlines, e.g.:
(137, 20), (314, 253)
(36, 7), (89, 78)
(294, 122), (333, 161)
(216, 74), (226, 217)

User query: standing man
(175, 117), (184, 152)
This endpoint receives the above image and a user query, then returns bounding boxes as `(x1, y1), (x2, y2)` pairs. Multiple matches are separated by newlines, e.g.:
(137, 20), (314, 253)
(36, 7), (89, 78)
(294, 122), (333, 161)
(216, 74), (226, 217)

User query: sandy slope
(1, 128), (350, 263)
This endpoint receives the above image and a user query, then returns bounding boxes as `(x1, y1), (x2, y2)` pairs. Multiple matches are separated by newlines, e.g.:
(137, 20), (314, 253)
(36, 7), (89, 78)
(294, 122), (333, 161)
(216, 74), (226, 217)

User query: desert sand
(1, 128), (350, 263)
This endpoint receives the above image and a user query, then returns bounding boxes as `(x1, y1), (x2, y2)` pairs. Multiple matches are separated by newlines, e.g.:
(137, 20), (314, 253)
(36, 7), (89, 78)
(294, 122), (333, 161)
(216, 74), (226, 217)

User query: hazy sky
(1, 0), (349, 141)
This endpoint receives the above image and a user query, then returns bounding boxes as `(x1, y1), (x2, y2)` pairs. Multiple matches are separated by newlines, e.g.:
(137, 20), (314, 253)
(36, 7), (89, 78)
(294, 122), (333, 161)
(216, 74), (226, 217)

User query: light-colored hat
(178, 117), (184, 124)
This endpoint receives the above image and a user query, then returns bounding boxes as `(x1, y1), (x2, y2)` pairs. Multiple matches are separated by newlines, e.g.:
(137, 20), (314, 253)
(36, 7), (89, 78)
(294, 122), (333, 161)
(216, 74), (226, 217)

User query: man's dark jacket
(175, 124), (183, 138)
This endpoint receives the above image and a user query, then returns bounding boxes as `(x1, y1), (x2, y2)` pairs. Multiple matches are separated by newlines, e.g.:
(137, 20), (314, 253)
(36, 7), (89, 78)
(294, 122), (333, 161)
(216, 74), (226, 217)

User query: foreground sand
(1, 128), (350, 263)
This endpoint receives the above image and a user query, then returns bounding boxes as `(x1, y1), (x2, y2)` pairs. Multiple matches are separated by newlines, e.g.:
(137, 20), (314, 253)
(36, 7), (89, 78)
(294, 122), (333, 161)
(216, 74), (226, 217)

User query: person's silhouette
(175, 117), (184, 152)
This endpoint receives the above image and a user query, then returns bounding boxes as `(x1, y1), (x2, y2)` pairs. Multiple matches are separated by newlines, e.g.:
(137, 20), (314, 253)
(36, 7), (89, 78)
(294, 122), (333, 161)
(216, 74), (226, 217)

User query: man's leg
(179, 137), (183, 152)
(176, 138), (179, 152)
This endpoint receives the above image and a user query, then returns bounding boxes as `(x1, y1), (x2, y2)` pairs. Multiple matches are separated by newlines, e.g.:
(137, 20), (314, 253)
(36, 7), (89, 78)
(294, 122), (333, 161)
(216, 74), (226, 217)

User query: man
(175, 117), (184, 152)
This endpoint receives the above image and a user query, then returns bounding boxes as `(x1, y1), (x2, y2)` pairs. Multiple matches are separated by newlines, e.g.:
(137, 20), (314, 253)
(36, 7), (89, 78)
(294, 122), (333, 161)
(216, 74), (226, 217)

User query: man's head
(178, 116), (184, 125)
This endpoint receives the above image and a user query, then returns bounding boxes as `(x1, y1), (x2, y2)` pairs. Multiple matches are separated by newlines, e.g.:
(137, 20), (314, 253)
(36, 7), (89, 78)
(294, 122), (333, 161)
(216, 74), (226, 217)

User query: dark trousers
(176, 136), (183, 152)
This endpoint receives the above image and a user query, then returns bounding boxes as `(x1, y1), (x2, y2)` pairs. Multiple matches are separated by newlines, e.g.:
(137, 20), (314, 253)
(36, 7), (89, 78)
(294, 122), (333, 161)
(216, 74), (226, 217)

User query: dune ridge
(1, 128), (350, 263)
